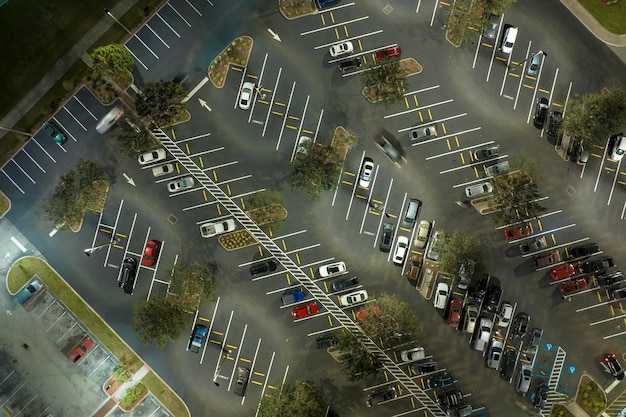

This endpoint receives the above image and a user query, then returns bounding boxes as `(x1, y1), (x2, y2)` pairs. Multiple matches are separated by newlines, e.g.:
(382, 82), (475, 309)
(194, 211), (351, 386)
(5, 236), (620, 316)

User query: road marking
(182, 77), (210, 103)
(262, 68), (282, 137)
(314, 29), (383, 50)
(156, 12), (181, 38)
(10, 236), (27, 252)
(416, 126), (482, 149)
(385, 99), (453, 119)
(301, 16), (369, 35)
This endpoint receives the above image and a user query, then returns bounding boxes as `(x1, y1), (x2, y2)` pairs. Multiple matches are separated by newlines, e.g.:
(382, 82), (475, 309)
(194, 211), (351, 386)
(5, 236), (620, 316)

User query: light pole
(84, 238), (119, 257)
(254, 85), (266, 100)
(104, 8), (132, 36)
(212, 347), (232, 386)
(508, 50), (547, 69)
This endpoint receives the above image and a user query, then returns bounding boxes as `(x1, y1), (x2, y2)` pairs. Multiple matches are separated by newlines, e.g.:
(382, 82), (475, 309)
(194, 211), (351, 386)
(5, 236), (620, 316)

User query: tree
(360, 59), (407, 107)
(90, 44), (133, 77)
(488, 158), (546, 226)
(290, 142), (342, 200)
(116, 113), (158, 156)
(336, 330), (382, 381)
(446, 1), (486, 47)
(257, 380), (327, 417)
(484, 0), (518, 15)
(136, 81), (187, 126)
(245, 189), (287, 232)
(437, 230), (486, 287)
(42, 159), (108, 226)
(132, 296), (187, 348)
(167, 261), (218, 311)
(376, 293), (424, 347)
(561, 88), (626, 147)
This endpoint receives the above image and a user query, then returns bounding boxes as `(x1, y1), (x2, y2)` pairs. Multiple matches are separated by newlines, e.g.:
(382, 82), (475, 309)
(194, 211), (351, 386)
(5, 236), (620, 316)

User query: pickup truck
(200, 218), (236, 238)
(280, 288), (304, 305)
(187, 325), (208, 353)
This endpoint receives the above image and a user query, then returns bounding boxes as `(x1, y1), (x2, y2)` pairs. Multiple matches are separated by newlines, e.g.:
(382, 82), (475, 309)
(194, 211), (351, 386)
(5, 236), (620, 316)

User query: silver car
(465, 182), (493, 198)
(483, 14), (500, 39)
(517, 364), (532, 394)
(487, 338), (504, 369)
(409, 125), (437, 141)
(167, 176), (195, 192)
(486, 161), (510, 176)
(473, 145), (500, 161)
(526, 52), (543, 76)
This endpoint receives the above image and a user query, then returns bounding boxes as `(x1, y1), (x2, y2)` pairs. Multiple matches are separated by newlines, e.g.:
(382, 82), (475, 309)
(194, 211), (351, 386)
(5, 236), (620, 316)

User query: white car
(96, 105), (124, 134)
(329, 41), (354, 57)
(487, 338), (504, 369)
(319, 261), (346, 278)
(167, 176), (195, 192)
(462, 304), (478, 334)
(400, 347), (426, 362)
(359, 157), (374, 188)
(296, 136), (312, 155)
(138, 148), (166, 165)
(152, 163), (175, 177)
(339, 289), (368, 306)
(611, 134), (626, 161)
(501, 26), (518, 54)
(200, 218), (236, 238)
(497, 302), (513, 327)
(433, 282), (449, 309)
(238, 81), (255, 110)
(414, 220), (431, 249)
(393, 236), (409, 266)
(465, 182), (493, 198)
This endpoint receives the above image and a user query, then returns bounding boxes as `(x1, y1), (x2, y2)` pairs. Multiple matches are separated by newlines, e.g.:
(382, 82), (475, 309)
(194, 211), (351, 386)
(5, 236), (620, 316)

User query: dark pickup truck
(580, 257), (615, 274)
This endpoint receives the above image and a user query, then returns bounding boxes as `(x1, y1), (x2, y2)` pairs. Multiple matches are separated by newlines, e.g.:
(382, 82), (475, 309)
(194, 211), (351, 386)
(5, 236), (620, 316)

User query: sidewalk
(560, 0), (626, 48)
(91, 363), (152, 417)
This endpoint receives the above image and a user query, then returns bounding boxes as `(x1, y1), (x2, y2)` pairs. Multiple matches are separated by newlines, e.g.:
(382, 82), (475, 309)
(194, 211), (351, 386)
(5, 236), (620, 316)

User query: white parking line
(227, 324), (248, 394)
(184, 0), (202, 16)
(329, 43), (397, 64)
(1, 169), (24, 194)
(104, 200), (125, 268)
(145, 23), (170, 48)
(384, 99), (453, 119)
(10, 160), (35, 184)
(403, 84), (440, 96)
(425, 140), (495, 160)
(63, 106), (87, 131)
(301, 16), (369, 35)
(314, 29), (384, 50)
(590, 313), (626, 325)
(513, 42), (532, 111)
(200, 297), (220, 365)
(593, 137), (611, 192)
(53, 116), (75, 144)
(10, 236), (27, 252)
(608, 158), (622, 206)
(156, 12), (181, 37)
(508, 224), (576, 244)
(168, 3), (191, 27)
(414, 126), (482, 148)
(372, 178), (394, 248)
(521, 236), (588, 258)
(182, 77), (209, 103)
(73, 95), (98, 120)
(262, 68), (282, 137)
(248, 53), (268, 122)
(186, 145), (224, 158)
(31, 137), (56, 163)
(400, 113), (467, 133)
(277, 81), (296, 152)
(445, 154), (509, 176)
(125, 45), (147, 70)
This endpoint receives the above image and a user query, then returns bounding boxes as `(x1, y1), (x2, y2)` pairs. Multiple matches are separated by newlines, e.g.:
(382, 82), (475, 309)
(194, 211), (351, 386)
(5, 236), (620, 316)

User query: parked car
(42, 120), (67, 144)
(457, 260), (475, 290)
(319, 261), (346, 278)
(433, 282), (449, 309)
(486, 160), (510, 176)
(487, 338), (504, 369)
(406, 255), (421, 280)
(534, 250), (561, 268)
(533, 97), (549, 128)
(533, 382), (549, 410)
(67, 336), (94, 364)
(485, 284), (503, 313)
(358, 157), (374, 188)
(400, 347), (426, 362)
(332, 276), (359, 292)
(465, 182), (493, 198)
(474, 145), (500, 161)
(447, 298), (462, 328)
(559, 278), (587, 298)
(315, 0), (339, 8)
(426, 231), (443, 261)
(601, 353), (625, 380)
(138, 148), (166, 165)
(118, 257), (137, 295)
(152, 163), (175, 177)
(501, 26), (518, 54)
(597, 271), (625, 287)
(512, 312), (530, 338)
(200, 218), (236, 238)
(547, 111), (563, 137)
(473, 318), (493, 352)
(329, 41), (354, 57)
(340, 289), (368, 306)
(526, 52), (543, 76)
(187, 324), (208, 353)
(411, 361), (438, 375)
(483, 14), (500, 39)
(167, 176), (195, 192)
(414, 220), (431, 249)
(356, 305), (381, 321)
(281, 288), (304, 305)
(338, 56), (362, 73)
(611, 134), (626, 161)
(393, 236), (409, 266)
(504, 224), (530, 240)
(409, 125), (437, 141)
(496, 302), (513, 327)
(234, 366), (251, 396)
(238, 81), (255, 110)
(500, 348), (518, 380)
(316, 333), (338, 349)
(374, 135), (405, 166)
(572, 139), (589, 165)
(427, 373), (455, 389)
(291, 302), (318, 319)
(519, 236), (547, 255)
(517, 364), (532, 394)
(462, 304), (478, 334)
(528, 328), (543, 353)
(566, 242), (599, 259)
(438, 388), (465, 411)
(15, 280), (43, 304)
(96, 105), (124, 134)
(295, 136), (312, 155)
(366, 386), (397, 408)
(379, 222), (395, 252)
(611, 287), (626, 300)
(580, 257), (615, 274)
(469, 276), (488, 303)
(375, 45), (401, 61)
(142, 239), (161, 267)
(551, 264), (575, 281)
(250, 259), (278, 277)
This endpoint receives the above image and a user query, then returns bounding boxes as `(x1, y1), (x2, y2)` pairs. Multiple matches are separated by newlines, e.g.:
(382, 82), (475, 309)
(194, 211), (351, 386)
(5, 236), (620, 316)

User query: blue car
(15, 280), (42, 304)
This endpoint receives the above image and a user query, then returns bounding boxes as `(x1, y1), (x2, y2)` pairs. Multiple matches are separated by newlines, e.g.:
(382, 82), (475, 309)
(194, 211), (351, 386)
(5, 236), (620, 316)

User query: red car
(504, 225), (530, 240)
(551, 264), (575, 281)
(356, 306), (381, 321)
(559, 278), (587, 298)
(67, 336), (94, 364)
(447, 299), (462, 328)
(142, 240), (161, 266)
(291, 302), (318, 319)
(375, 46), (401, 61)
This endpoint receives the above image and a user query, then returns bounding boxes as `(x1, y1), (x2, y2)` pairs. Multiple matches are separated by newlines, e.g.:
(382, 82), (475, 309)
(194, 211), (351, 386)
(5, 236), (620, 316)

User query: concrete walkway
(91, 363), (152, 417)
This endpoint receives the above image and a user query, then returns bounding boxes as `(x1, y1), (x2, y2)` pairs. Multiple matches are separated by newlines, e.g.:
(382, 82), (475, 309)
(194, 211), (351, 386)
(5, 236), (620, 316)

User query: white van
(473, 318), (492, 352)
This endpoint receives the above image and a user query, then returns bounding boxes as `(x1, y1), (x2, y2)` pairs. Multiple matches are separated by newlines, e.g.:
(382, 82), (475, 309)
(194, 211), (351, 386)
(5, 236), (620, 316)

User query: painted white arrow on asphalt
(123, 173), (136, 186)
(268, 28), (281, 42)
(198, 98), (212, 111)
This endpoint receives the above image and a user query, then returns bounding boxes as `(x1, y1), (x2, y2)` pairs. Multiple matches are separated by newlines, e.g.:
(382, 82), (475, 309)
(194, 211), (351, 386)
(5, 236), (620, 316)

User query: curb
(561, 0), (626, 47)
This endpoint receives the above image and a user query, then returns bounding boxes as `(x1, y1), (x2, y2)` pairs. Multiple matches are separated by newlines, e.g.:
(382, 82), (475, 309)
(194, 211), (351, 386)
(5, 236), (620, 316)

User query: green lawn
(577, 0), (626, 35)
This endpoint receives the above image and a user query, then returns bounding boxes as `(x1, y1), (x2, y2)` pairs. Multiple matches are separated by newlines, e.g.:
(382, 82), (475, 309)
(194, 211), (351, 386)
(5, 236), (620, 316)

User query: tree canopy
(132, 296), (187, 348)
(290, 142), (342, 200)
(561, 88), (626, 146)
(360, 59), (407, 107)
(115, 113), (159, 156)
(257, 380), (328, 417)
(167, 260), (218, 311)
(90, 44), (133, 77)
(336, 330), (382, 382)
(136, 81), (187, 126)
(437, 230), (486, 287)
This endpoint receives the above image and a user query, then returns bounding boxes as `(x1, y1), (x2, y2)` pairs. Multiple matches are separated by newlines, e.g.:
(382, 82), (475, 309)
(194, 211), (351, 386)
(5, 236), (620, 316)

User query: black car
(438, 388), (464, 411)
(601, 353), (625, 380)
(234, 366), (250, 396)
(512, 313), (530, 338)
(533, 382), (549, 410)
(533, 97), (549, 128)
(338, 56), (362, 73)
(500, 349), (517, 380)
(427, 372), (455, 389)
(379, 222), (395, 252)
(374, 135), (405, 166)
(580, 257), (615, 274)
(331, 275), (359, 292)
(611, 287), (626, 300)
(469, 276), (489, 303)
(366, 386), (397, 408)
(571, 140), (589, 165)
(315, 334), (338, 349)
(250, 259), (278, 276)
(596, 271), (625, 287)
(547, 111), (562, 137)
(566, 242), (599, 259)
(411, 361), (438, 375)
(119, 257), (138, 294)
(484, 284), (502, 313)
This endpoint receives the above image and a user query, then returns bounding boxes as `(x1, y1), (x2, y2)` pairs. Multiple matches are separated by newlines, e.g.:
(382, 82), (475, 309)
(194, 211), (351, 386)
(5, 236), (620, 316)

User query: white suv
(501, 27), (518, 54)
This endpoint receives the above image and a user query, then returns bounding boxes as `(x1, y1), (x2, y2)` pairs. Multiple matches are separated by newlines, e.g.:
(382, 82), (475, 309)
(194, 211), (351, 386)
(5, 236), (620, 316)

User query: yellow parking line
(344, 26), (349, 37)
(275, 101), (286, 106)
(320, 14), (325, 25)
(455, 136), (459, 147)
(227, 184), (232, 196)
(330, 11), (335, 24)
(288, 115), (299, 120)
(246, 74), (258, 79)
(302, 129), (315, 134)
(296, 253), (301, 264)
(539, 88), (550, 94)
(203, 190), (207, 201)
(272, 111), (283, 116)
(441, 122), (447, 134)
(231, 67), (243, 72)
(286, 125), (297, 130)
(185, 143), (190, 155)
(404, 97), (409, 108)
(460, 153), (465, 164)
(413, 95), (418, 106)
(427, 108), (432, 120)
(213, 170), (218, 181)
(446, 139), (451, 151)
(334, 27), (339, 39)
